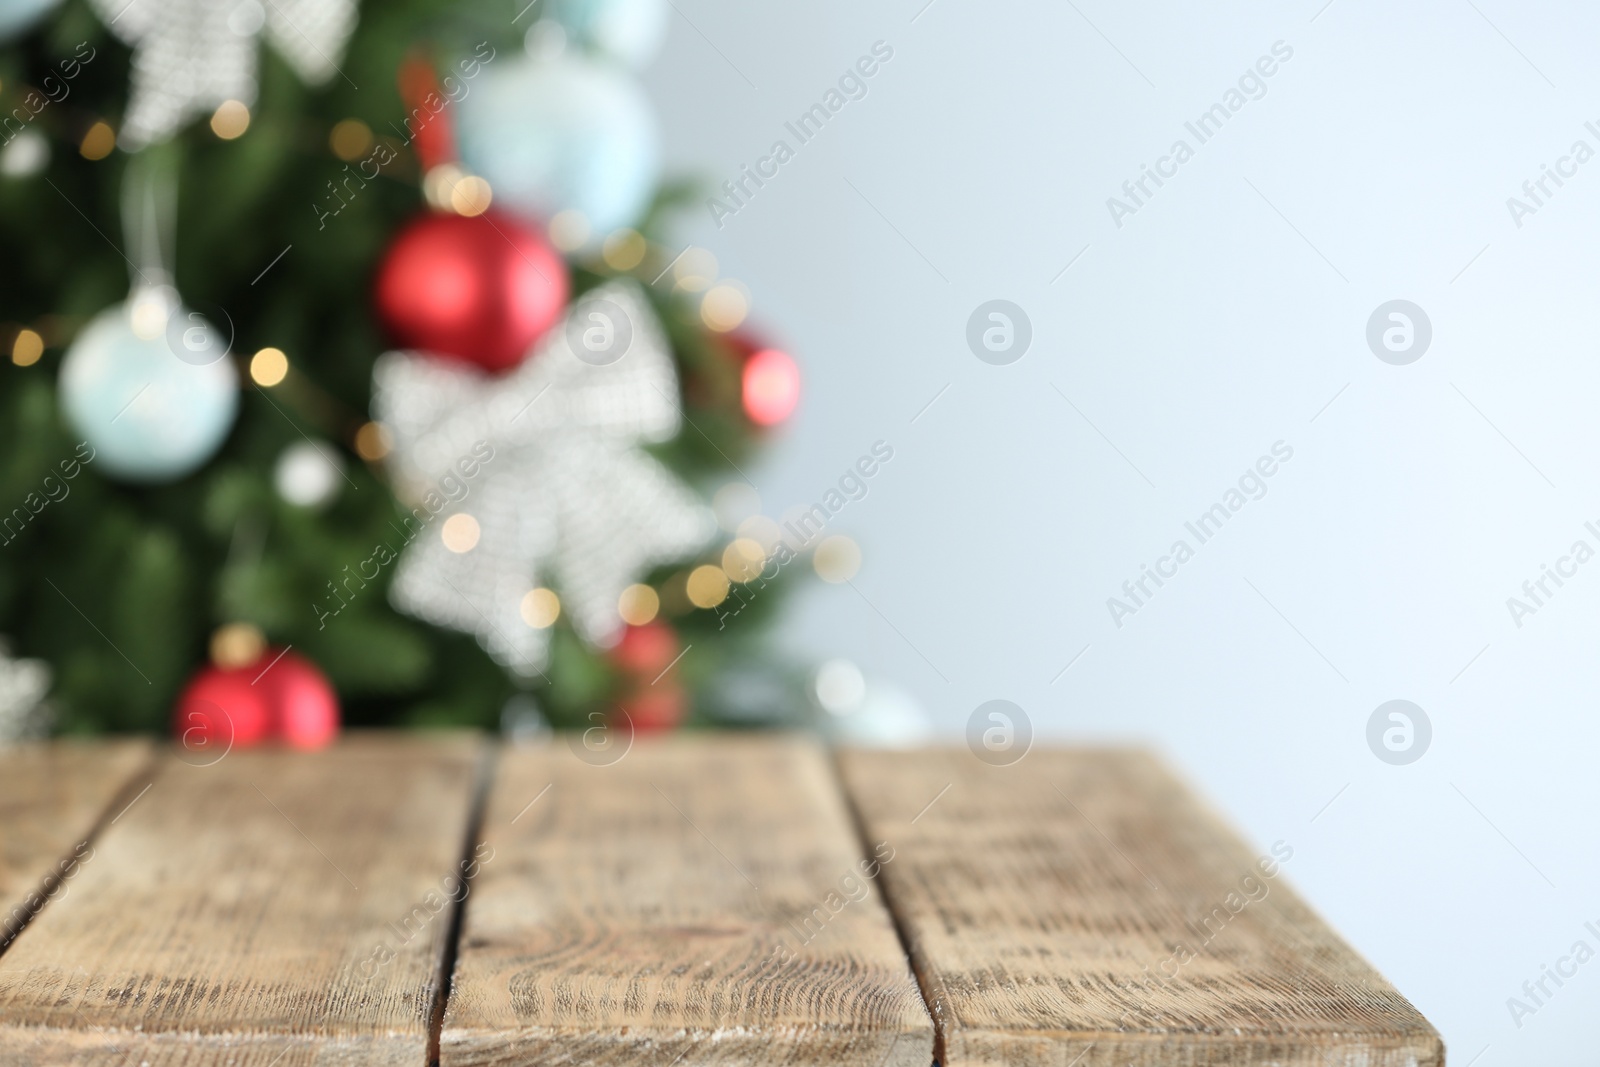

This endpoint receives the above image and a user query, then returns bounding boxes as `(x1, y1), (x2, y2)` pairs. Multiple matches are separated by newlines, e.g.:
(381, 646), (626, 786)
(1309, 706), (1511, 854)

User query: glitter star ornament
(89, 0), (356, 149)
(0, 639), (52, 743)
(372, 281), (714, 675)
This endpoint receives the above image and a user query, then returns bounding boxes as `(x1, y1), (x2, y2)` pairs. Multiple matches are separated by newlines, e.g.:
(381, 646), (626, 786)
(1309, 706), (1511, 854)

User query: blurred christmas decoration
(373, 281), (712, 675)
(87, 0), (357, 149)
(742, 346), (801, 427)
(374, 210), (568, 372)
(273, 440), (344, 508)
(59, 292), (238, 482)
(547, 0), (667, 68)
(0, 640), (52, 743)
(1, 0), (809, 739)
(174, 640), (339, 753)
(812, 659), (931, 747)
(456, 52), (658, 238)
(0, 0), (58, 43)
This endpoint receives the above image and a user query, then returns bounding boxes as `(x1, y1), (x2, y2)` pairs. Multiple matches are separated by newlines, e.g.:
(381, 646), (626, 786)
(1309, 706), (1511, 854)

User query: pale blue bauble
(0, 0), (60, 42)
(547, 0), (667, 68)
(456, 53), (659, 237)
(60, 302), (239, 483)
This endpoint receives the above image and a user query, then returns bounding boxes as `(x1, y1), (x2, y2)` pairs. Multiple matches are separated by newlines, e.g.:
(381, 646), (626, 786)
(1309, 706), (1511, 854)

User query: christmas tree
(0, 0), (811, 742)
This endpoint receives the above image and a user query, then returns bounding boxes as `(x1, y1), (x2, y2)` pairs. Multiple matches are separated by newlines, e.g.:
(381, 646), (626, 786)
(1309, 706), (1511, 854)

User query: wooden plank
(837, 747), (1443, 1067)
(0, 732), (484, 1066)
(0, 740), (153, 953)
(442, 734), (934, 1066)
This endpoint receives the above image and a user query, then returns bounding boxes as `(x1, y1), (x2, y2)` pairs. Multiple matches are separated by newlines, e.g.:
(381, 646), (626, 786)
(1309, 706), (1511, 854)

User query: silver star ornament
(91, 0), (357, 149)
(372, 281), (714, 676)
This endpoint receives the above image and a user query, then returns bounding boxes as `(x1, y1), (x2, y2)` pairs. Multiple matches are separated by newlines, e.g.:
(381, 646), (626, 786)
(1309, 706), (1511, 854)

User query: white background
(641, 1), (1600, 1061)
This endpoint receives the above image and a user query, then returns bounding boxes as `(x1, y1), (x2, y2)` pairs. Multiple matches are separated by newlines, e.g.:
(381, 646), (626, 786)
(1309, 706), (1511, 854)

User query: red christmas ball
(609, 621), (680, 678)
(742, 346), (800, 427)
(173, 666), (272, 754)
(374, 210), (569, 373)
(258, 650), (340, 750)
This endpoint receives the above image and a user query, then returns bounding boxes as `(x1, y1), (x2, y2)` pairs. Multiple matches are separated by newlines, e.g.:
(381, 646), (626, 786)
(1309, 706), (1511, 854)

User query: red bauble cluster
(374, 211), (569, 373)
(607, 621), (686, 732)
(174, 649), (340, 753)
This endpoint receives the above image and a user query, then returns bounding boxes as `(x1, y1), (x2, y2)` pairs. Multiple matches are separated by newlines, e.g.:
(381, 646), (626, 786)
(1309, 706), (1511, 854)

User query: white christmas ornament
(0, 639), (52, 743)
(59, 289), (239, 483)
(88, 0), (356, 149)
(274, 440), (344, 508)
(372, 281), (713, 675)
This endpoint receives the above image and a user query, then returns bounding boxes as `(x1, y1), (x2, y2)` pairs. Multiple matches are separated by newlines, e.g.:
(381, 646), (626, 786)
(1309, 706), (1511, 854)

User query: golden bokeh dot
(685, 564), (731, 609)
(79, 121), (115, 160)
(441, 513), (481, 553)
(548, 208), (591, 252)
(11, 328), (44, 367)
(329, 118), (373, 161)
(602, 228), (647, 272)
(722, 538), (766, 583)
(210, 100), (251, 140)
(249, 347), (288, 387)
(210, 621), (266, 669)
(813, 535), (861, 583)
(700, 283), (749, 332)
(617, 583), (660, 626)
(736, 514), (784, 553)
(520, 587), (561, 628)
(354, 421), (392, 461)
(449, 175), (493, 217)
(673, 247), (718, 292)
(422, 163), (464, 210)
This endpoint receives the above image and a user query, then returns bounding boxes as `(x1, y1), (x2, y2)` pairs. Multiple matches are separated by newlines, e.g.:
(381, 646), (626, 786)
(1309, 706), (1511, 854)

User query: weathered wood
(0, 740), (153, 954)
(0, 732), (484, 1066)
(837, 747), (1443, 1067)
(442, 734), (933, 1066)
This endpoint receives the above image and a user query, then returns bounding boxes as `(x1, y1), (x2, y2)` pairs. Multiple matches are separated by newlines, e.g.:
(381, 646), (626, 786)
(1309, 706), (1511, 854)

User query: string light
(548, 209), (590, 252)
(329, 118), (373, 161)
(520, 587), (561, 628)
(712, 482), (761, 532)
(354, 421), (392, 461)
(618, 583), (660, 626)
(700, 282), (749, 332)
(10, 328), (43, 367)
(250, 347), (288, 387)
(673, 248), (717, 292)
(79, 121), (115, 160)
(685, 564), (730, 608)
(602, 228), (647, 271)
(812, 535), (861, 583)
(722, 538), (766, 583)
(449, 175), (493, 217)
(441, 513), (481, 553)
(736, 515), (784, 554)
(210, 100), (250, 140)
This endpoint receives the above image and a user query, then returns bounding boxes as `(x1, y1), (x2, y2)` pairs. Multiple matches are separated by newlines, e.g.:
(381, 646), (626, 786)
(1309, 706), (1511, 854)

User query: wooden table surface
(0, 733), (1442, 1066)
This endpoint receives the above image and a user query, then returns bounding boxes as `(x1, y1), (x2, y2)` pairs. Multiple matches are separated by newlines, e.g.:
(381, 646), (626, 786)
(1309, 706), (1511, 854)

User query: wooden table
(0, 734), (1442, 1066)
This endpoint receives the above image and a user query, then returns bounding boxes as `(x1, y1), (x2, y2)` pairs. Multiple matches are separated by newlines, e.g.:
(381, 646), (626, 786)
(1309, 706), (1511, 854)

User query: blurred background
(2, 0), (1597, 1062)
(646, 1), (1600, 1063)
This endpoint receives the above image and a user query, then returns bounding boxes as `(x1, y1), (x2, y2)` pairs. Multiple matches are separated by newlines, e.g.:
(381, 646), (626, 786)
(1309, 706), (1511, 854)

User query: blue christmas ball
(60, 298), (239, 483)
(456, 53), (659, 238)
(547, 0), (667, 68)
(0, 0), (60, 42)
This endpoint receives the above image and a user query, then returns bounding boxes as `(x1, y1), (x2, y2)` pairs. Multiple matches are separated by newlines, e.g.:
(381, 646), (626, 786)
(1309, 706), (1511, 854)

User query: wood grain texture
(0, 732), (484, 1066)
(837, 747), (1444, 1067)
(0, 740), (153, 952)
(442, 734), (933, 1066)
